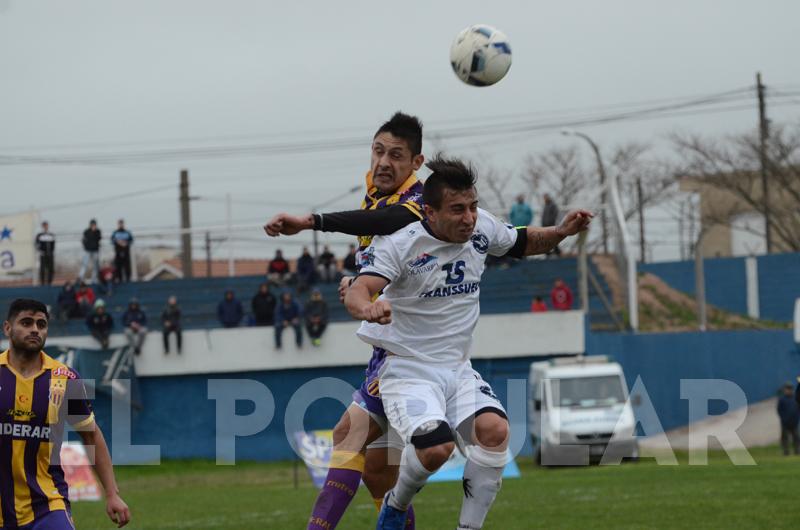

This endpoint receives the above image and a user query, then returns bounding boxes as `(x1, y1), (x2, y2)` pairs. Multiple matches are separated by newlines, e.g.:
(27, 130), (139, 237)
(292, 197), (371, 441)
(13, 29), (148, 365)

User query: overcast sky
(1, 0), (798, 262)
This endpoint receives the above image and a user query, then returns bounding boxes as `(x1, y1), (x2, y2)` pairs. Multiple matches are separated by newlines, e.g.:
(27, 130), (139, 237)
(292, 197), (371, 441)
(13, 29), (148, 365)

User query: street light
(561, 129), (609, 254)
(311, 184), (362, 258)
(561, 129), (638, 332)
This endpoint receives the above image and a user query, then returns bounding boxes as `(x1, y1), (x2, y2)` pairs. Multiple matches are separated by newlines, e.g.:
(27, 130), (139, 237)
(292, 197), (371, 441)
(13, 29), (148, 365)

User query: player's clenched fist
(338, 276), (354, 302)
(361, 300), (392, 325)
(263, 213), (314, 237)
(555, 209), (594, 237)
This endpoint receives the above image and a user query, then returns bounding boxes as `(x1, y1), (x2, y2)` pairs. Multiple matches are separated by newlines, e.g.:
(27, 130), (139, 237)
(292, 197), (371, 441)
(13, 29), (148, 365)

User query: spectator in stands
(251, 283), (277, 326)
(550, 279), (574, 310)
(530, 296), (548, 313)
(111, 219), (134, 283)
(275, 291), (302, 350)
(509, 194), (533, 228)
(161, 295), (182, 354)
(98, 260), (115, 296)
(778, 382), (800, 456)
(56, 281), (79, 322)
(35, 221), (56, 285)
(541, 194), (561, 257)
(317, 245), (337, 283)
(86, 299), (113, 349)
(79, 219), (102, 283)
(122, 298), (148, 355)
(342, 244), (358, 276)
(304, 289), (329, 347)
(295, 247), (316, 293)
(217, 290), (244, 328)
(74, 281), (96, 317)
(267, 249), (290, 285)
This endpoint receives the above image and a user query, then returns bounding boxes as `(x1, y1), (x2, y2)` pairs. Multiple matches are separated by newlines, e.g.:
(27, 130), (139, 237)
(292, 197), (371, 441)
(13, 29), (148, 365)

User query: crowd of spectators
(529, 279), (575, 313)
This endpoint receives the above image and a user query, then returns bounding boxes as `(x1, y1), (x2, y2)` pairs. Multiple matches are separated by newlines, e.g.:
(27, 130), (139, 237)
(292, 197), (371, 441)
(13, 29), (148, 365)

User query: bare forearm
(524, 226), (565, 255)
(344, 283), (373, 319)
(81, 428), (120, 498)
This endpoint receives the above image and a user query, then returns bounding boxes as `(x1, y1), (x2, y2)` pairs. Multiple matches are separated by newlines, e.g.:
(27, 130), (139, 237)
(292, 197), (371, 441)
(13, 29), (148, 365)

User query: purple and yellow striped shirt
(0, 351), (94, 529)
(356, 171), (424, 251)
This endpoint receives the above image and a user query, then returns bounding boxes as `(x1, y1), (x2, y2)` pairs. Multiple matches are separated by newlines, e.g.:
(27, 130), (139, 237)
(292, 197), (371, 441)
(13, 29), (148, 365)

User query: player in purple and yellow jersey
(1, 299), (130, 530)
(265, 112), (426, 530)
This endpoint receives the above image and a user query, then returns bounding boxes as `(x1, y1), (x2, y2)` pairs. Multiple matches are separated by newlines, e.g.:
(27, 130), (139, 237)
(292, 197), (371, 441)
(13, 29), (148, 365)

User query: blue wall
(639, 252), (799, 321)
(92, 329), (800, 463)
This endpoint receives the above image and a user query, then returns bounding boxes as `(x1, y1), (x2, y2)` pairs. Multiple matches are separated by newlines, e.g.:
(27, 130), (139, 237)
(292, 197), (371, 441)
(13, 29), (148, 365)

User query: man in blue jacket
(778, 382), (800, 455)
(122, 298), (148, 355)
(217, 290), (243, 328)
(275, 291), (302, 349)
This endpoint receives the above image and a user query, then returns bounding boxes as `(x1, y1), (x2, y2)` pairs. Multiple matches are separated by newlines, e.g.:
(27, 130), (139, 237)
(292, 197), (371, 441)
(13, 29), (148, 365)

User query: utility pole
(205, 231), (212, 278)
(179, 170), (193, 278)
(757, 72), (772, 253)
(636, 177), (645, 263)
(678, 201), (685, 261)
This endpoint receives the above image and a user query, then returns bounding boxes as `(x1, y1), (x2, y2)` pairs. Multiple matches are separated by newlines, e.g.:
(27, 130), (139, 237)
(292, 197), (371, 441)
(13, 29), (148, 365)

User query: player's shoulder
(476, 207), (508, 228)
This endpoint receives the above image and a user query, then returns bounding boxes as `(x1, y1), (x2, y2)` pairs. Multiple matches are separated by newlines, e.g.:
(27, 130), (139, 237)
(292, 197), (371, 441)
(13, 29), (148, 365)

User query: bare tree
(672, 124), (800, 252)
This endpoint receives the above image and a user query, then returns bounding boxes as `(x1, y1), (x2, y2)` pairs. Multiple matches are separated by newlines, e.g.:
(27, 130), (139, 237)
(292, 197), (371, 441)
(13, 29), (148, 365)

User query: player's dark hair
(374, 112), (423, 156)
(7, 299), (49, 322)
(422, 155), (477, 209)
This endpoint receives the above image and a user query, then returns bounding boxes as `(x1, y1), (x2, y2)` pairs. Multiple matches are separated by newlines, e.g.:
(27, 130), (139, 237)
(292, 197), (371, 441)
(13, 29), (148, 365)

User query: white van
(528, 356), (639, 465)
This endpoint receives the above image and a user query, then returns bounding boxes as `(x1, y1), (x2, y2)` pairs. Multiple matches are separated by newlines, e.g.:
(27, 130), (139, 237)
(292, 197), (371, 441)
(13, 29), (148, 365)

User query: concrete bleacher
(0, 257), (619, 337)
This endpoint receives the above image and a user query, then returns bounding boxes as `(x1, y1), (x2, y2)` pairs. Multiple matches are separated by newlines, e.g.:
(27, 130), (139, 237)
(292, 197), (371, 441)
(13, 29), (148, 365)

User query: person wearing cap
(778, 382), (800, 456)
(111, 219), (134, 283)
(122, 298), (148, 355)
(79, 219), (102, 283)
(304, 289), (329, 347)
(86, 299), (114, 349)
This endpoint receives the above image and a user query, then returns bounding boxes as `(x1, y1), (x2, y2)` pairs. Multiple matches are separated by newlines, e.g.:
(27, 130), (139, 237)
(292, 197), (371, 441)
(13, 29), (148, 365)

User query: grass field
(72, 447), (797, 529)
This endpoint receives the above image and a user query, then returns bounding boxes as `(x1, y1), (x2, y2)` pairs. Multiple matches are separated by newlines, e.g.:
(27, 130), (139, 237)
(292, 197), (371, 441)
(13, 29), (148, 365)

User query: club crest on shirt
(471, 232), (489, 254)
(49, 379), (66, 408)
(358, 247), (376, 267)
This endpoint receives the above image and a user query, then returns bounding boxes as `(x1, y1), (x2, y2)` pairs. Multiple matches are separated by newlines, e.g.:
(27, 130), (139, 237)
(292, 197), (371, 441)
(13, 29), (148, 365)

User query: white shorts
(378, 356), (505, 443)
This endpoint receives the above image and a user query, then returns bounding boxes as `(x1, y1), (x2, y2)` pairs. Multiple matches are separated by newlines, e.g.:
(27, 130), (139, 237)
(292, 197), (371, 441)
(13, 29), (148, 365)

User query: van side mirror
(631, 394), (642, 406)
(534, 399), (542, 411)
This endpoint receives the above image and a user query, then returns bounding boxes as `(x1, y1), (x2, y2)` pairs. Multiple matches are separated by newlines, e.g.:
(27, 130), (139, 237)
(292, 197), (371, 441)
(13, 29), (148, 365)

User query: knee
(418, 442), (455, 471)
(411, 421), (455, 470)
(474, 414), (509, 449)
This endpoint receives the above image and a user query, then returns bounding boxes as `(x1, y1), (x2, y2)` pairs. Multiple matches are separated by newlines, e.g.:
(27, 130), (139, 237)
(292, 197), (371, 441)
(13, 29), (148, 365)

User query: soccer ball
(449, 25), (512, 87)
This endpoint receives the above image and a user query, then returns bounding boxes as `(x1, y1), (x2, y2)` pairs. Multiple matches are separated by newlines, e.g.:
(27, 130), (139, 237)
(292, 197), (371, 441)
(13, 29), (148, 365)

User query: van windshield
(549, 375), (626, 408)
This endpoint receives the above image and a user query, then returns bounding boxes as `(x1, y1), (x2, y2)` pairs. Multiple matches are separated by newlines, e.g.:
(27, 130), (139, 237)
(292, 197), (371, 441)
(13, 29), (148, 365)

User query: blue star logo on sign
(0, 226), (12, 241)
(471, 232), (489, 254)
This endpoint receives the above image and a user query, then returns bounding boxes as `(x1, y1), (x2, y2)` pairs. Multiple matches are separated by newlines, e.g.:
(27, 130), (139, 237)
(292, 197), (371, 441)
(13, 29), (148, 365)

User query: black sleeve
(503, 227), (528, 259)
(314, 204), (421, 236)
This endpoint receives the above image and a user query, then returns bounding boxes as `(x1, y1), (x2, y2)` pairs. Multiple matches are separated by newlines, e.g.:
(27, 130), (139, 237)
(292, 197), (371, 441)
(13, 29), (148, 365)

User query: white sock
(387, 445), (435, 510)
(457, 447), (504, 529)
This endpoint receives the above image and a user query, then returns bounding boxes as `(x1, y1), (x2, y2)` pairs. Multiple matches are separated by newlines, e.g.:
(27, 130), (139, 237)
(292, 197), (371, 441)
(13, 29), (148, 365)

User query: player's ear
(2, 320), (10, 338)
(412, 153), (424, 171)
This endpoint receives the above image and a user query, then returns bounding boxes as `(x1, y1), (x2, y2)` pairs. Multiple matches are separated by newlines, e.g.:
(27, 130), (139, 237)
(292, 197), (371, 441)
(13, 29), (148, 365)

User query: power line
(0, 87), (762, 166)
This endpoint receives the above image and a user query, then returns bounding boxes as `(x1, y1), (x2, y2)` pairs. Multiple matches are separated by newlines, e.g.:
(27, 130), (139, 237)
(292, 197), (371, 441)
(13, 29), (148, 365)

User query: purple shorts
(352, 347), (388, 418)
(8, 509), (75, 530)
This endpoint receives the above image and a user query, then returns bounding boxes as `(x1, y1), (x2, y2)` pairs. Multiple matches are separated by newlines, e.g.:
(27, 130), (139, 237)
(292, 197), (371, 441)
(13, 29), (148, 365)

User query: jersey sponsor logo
(358, 247), (376, 267)
(471, 232), (489, 254)
(53, 366), (77, 379)
(407, 253), (438, 275)
(419, 282), (480, 298)
(6, 408), (36, 419)
(0, 422), (51, 440)
(479, 385), (499, 401)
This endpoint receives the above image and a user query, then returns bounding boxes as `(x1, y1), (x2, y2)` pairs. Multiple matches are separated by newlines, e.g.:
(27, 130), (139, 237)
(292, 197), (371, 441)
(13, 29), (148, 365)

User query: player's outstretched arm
(344, 275), (392, 324)
(264, 204), (420, 238)
(78, 425), (131, 528)
(523, 209), (593, 256)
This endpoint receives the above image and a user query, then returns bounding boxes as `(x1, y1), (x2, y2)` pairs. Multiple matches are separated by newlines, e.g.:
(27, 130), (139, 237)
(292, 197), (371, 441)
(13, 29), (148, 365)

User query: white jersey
(356, 208), (523, 363)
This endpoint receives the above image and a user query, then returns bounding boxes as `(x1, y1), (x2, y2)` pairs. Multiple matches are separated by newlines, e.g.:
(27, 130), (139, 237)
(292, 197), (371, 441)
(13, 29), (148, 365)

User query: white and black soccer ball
(449, 25), (512, 87)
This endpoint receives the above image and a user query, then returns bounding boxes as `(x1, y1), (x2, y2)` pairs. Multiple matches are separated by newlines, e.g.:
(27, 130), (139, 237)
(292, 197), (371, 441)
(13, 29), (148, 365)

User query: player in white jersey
(345, 156), (592, 530)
